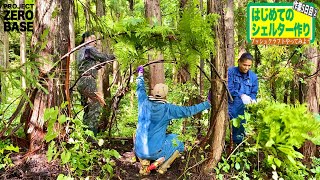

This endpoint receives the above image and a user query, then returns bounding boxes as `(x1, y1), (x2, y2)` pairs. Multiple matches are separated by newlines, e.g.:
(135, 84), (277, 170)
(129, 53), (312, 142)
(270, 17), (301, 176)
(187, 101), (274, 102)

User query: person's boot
(139, 158), (150, 175)
(157, 150), (180, 174)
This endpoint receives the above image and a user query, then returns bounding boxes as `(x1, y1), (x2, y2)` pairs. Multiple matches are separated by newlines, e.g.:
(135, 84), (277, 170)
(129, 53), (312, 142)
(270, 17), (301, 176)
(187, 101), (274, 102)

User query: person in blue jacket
(134, 65), (211, 175)
(228, 52), (258, 144)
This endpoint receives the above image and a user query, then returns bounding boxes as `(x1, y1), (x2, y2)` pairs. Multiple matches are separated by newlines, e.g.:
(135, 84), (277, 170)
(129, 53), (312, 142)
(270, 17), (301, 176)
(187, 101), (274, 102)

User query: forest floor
(1, 137), (213, 180)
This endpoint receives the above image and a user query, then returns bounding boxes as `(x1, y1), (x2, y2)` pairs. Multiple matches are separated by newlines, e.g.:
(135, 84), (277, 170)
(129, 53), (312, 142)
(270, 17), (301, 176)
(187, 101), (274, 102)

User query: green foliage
(0, 139), (19, 170)
(242, 101), (320, 178)
(44, 105), (120, 178)
(310, 157), (320, 179)
(215, 152), (253, 180)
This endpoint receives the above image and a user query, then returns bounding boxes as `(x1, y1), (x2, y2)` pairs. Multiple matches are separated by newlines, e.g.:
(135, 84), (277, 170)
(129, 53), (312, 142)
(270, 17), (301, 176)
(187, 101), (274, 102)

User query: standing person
(228, 52), (258, 144)
(77, 32), (115, 135)
(134, 65), (211, 175)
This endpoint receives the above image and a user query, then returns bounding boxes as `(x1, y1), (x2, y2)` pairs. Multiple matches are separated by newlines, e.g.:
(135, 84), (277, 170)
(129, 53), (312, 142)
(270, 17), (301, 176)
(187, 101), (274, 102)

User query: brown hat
(152, 83), (168, 100)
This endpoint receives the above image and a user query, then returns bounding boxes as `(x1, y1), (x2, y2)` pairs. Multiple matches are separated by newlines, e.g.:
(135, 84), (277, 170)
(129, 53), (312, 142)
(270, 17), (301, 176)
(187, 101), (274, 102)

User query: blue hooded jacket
(135, 76), (211, 160)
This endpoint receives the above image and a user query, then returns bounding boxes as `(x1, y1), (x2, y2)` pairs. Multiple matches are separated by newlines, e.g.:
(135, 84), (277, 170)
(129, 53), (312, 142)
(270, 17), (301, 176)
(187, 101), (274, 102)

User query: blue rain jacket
(228, 67), (258, 143)
(135, 76), (211, 160)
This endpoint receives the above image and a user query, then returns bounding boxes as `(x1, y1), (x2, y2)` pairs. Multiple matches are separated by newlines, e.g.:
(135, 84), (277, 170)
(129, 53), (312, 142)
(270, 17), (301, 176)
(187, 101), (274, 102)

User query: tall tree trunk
(145, 0), (165, 91)
(236, 0), (247, 56)
(69, 0), (76, 83)
(0, 12), (5, 103)
(225, 0), (234, 67)
(21, 0), (70, 152)
(177, 0), (190, 84)
(302, 46), (319, 165)
(128, 0), (134, 12)
(85, 0), (91, 30)
(18, 0), (26, 89)
(254, 45), (261, 70)
(97, 0), (112, 131)
(203, 0), (228, 173)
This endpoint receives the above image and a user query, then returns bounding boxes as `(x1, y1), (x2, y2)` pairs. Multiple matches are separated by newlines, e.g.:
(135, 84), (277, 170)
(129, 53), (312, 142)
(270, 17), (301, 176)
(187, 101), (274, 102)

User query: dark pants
(77, 76), (101, 135)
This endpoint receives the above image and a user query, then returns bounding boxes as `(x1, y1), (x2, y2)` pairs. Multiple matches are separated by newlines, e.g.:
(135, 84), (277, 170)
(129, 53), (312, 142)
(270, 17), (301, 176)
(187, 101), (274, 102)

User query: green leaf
(61, 150), (71, 164)
(45, 132), (58, 142)
(274, 157), (282, 167)
(265, 138), (275, 147)
(58, 115), (67, 124)
(47, 141), (56, 162)
(235, 162), (241, 170)
(4, 144), (19, 152)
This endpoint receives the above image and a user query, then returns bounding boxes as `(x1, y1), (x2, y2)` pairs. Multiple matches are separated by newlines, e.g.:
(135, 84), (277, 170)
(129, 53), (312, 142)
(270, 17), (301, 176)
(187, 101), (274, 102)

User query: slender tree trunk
(85, 0), (90, 30)
(128, 0), (134, 12)
(236, 0), (247, 56)
(0, 12), (4, 103)
(1, 26), (9, 103)
(254, 45), (261, 70)
(199, 0), (204, 95)
(69, 0), (76, 82)
(17, 0), (26, 89)
(203, 0), (228, 173)
(225, 0), (234, 67)
(145, 0), (165, 91)
(21, 0), (70, 152)
(96, 0), (113, 131)
(302, 46), (319, 165)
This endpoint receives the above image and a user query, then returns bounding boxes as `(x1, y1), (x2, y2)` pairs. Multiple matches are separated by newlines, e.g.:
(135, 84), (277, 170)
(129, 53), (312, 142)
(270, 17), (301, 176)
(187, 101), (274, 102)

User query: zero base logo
(2, 3), (34, 32)
(247, 2), (317, 45)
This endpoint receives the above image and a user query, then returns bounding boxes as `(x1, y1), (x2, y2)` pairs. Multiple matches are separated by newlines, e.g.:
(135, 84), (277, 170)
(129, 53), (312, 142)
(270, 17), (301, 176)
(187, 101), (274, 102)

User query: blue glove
(137, 66), (144, 76)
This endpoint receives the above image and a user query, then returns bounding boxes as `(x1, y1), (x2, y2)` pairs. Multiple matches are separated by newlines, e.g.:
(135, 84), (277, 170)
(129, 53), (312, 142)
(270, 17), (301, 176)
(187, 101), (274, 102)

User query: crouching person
(134, 66), (212, 175)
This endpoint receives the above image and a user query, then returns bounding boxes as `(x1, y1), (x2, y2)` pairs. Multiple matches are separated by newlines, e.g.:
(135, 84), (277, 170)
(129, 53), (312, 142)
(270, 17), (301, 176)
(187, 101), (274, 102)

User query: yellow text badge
(247, 3), (315, 44)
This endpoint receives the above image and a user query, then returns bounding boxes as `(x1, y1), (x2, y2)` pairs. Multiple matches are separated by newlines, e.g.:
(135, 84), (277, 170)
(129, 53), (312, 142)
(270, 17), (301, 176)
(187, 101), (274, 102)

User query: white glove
(241, 94), (252, 105)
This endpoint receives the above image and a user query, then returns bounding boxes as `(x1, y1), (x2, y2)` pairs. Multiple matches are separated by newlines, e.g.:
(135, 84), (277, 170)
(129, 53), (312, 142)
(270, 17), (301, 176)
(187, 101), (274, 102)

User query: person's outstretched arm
(85, 46), (115, 62)
(136, 66), (147, 104)
(167, 101), (211, 120)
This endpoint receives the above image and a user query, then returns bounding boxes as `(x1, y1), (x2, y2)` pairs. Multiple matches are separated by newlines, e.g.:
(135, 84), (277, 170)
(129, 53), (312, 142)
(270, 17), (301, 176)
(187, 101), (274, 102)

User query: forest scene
(0, 0), (319, 179)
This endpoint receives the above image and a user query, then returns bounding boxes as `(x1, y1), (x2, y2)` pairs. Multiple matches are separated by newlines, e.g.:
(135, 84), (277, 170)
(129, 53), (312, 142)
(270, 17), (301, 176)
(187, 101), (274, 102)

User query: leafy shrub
(242, 101), (320, 178)
(0, 139), (19, 170)
(44, 105), (120, 179)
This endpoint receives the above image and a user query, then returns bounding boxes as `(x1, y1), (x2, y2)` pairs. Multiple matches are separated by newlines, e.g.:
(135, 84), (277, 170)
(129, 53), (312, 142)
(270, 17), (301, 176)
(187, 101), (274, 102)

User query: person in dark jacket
(228, 52), (258, 144)
(77, 32), (115, 135)
(135, 65), (211, 174)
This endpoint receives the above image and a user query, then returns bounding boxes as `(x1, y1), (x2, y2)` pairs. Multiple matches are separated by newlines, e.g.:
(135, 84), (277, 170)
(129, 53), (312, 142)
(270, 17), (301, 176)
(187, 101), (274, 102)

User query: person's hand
(240, 94), (251, 105)
(108, 54), (115, 60)
(137, 66), (144, 76)
(207, 89), (212, 103)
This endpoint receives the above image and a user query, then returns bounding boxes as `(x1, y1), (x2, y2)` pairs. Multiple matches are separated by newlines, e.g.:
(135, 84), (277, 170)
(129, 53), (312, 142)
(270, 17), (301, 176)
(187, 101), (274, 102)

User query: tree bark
(225, 0), (234, 67)
(145, 0), (165, 91)
(96, 0), (112, 131)
(21, 0), (70, 152)
(85, 0), (91, 30)
(0, 11), (4, 103)
(302, 46), (319, 165)
(18, 0), (26, 89)
(236, 0), (247, 56)
(203, 0), (228, 173)
(69, 0), (76, 82)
